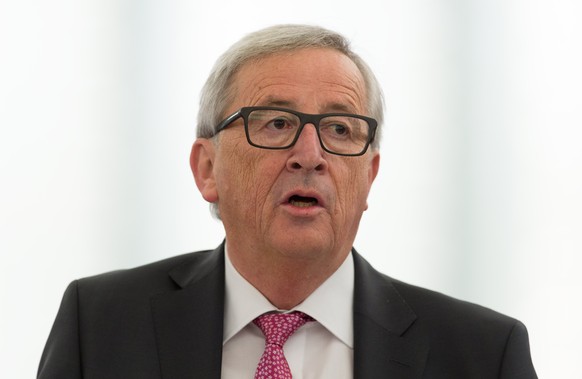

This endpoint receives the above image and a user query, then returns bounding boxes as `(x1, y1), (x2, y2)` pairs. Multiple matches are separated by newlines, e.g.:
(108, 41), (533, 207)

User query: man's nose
(286, 124), (328, 172)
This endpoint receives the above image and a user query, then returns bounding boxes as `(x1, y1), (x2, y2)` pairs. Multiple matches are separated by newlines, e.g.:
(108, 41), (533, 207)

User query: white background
(1, 0), (581, 377)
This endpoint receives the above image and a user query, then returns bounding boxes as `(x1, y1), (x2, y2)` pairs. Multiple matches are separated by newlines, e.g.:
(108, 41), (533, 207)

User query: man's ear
(190, 139), (218, 203)
(368, 151), (380, 185)
(364, 151), (380, 211)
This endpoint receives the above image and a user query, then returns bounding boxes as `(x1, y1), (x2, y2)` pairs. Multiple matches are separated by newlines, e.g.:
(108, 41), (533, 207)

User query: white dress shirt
(221, 246), (354, 379)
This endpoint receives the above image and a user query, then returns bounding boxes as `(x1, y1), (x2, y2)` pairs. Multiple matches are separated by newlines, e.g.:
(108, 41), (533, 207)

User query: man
(38, 25), (537, 378)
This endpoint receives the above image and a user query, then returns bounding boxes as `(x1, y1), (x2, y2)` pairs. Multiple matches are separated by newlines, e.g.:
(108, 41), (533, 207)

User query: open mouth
(289, 195), (318, 208)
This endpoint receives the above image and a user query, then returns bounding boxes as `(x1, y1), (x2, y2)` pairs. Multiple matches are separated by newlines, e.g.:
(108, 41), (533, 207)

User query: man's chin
(268, 233), (333, 260)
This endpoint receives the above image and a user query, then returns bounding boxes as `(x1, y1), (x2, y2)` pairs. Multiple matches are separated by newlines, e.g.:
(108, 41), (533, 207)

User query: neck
(227, 245), (347, 310)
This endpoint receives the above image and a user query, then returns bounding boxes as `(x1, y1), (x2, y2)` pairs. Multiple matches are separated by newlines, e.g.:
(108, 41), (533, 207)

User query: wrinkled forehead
(225, 48), (368, 116)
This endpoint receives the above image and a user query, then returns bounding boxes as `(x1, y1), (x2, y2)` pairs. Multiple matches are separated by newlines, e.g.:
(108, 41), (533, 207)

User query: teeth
(290, 199), (317, 207)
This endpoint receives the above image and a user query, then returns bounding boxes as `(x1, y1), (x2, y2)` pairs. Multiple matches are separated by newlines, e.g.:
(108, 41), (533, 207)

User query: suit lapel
(148, 245), (429, 378)
(150, 244), (225, 379)
(352, 250), (429, 379)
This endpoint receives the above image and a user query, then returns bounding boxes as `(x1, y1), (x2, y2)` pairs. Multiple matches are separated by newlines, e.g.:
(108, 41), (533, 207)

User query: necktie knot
(254, 311), (313, 346)
(253, 311), (314, 379)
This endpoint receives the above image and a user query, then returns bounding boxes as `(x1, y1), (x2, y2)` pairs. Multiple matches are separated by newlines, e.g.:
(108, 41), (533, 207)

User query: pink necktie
(253, 311), (314, 379)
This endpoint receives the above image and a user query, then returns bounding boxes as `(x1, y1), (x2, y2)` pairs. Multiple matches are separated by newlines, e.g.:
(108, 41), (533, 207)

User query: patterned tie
(253, 311), (314, 379)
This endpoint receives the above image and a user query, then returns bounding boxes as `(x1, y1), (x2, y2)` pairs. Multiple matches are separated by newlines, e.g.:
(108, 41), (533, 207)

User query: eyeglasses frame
(214, 106), (378, 157)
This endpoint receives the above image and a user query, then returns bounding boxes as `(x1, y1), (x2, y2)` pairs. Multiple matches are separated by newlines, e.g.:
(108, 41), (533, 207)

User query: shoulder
(80, 249), (209, 284)
(392, 277), (521, 330)
(387, 277), (536, 377)
(353, 250), (523, 338)
(71, 246), (223, 304)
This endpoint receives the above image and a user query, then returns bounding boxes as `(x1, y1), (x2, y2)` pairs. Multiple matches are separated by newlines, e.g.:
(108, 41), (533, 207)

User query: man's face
(194, 47), (379, 271)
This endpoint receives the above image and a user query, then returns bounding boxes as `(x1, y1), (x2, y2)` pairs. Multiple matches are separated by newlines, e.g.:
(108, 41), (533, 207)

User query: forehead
(228, 48), (367, 115)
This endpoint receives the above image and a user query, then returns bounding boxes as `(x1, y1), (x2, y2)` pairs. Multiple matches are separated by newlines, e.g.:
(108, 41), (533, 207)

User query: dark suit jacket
(38, 243), (537, 378)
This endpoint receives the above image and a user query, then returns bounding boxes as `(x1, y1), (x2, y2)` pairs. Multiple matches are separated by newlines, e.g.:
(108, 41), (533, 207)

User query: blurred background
(1, 0), (580, 377)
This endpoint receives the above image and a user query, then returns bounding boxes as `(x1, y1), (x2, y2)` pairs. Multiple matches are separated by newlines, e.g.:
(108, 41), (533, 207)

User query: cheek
(333, 163), (371, 216)
(248, 156), (287, 219)
(219, 152), (256, 202)
(216, 142), (280, 217)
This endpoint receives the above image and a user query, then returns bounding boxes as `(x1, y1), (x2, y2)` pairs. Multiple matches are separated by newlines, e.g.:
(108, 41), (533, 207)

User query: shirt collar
(223, 244), (354, 348)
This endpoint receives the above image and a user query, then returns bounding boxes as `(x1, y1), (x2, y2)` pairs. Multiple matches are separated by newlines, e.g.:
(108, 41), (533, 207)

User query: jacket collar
(353, 249), (429, 378)
(150, 243), (225, 379)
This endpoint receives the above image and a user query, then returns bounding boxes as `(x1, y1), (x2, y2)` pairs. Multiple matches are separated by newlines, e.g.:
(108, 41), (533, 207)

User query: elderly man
(38, 25), (537, 378)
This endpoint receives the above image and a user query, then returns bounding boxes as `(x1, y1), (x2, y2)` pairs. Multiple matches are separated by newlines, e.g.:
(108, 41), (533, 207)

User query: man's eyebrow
(259, 98), (358, 114)
(262, 99), (295, 108)
(325, 103), (356, 113)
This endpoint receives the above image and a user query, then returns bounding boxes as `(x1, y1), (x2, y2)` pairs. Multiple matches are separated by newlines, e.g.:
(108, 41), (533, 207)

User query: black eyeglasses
(215, 106), (377, 156)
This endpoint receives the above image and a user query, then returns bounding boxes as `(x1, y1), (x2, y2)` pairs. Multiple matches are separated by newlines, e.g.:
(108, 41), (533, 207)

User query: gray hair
(197, 24), (384, 144)
(196, 24), (385, 218)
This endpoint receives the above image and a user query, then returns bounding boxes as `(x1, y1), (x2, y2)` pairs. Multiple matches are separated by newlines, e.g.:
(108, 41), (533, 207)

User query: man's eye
(322, 123), (350, 138)
(269, 118), (290, 130)
(330, 124), (348, 135)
